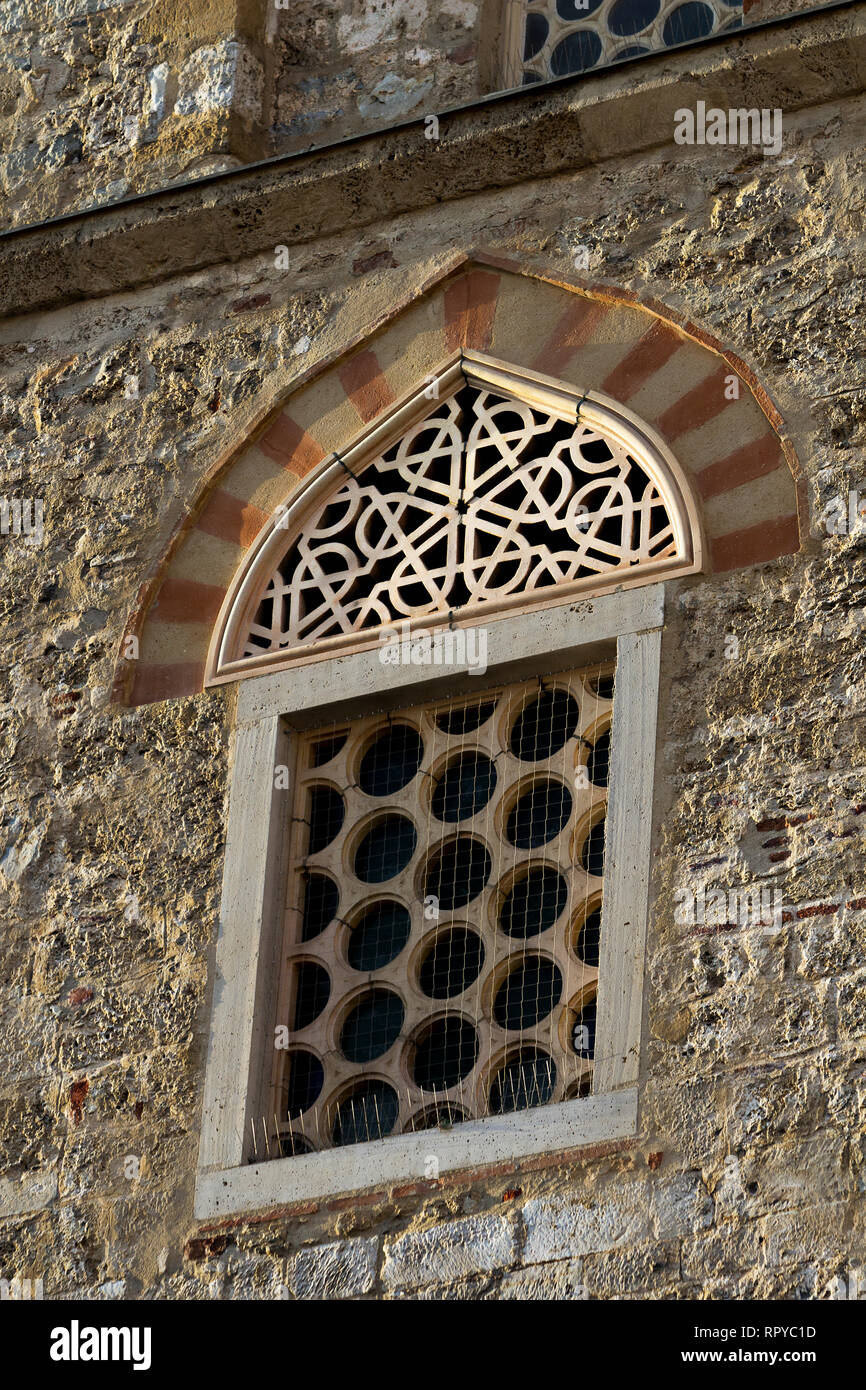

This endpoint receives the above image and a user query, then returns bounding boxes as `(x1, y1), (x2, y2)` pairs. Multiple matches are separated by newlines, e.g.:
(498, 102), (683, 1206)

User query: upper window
(509, 0), (742, 87)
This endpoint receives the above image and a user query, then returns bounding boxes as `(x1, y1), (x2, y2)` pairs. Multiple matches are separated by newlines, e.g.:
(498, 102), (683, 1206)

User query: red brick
(697, 435), (785, 500)
(339, 350), (395, 423)
(196, 488), (268, 548)
(130, 661), (204, 705)
(257, 413), (325, 475)
(152, 577), (226, 625)
(444, 270), (500, 351)
(657, 365), (733, 440)
(531, 297), (607, 378)
(601, 321), (682, 401)
(711, 514), (800, 571)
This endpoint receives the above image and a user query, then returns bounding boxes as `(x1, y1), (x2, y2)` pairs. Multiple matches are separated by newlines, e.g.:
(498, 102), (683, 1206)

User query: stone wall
(0, 10), (864, 1298)
(0, 0), (492, 231)
(0, 0), (831, 232)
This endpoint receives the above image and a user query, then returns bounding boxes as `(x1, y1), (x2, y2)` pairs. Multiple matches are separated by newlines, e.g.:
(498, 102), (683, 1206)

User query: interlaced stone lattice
(244, 385), (680, 658)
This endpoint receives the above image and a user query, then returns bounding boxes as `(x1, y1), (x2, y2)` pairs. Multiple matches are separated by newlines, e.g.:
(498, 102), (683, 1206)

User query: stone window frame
(195, 581), (664, 1219)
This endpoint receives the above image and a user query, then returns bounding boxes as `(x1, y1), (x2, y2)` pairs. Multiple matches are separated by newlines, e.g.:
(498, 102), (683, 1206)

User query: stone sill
(194, 1086), (638, 1220)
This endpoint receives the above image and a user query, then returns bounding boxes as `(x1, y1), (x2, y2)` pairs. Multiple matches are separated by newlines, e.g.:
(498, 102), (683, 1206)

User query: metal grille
(259, 664), (614, 1160)
(244, 383), (680, 661)
(516, 0), (742, 84)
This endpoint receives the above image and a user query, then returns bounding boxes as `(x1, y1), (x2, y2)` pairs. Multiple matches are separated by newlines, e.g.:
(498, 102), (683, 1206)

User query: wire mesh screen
(256, 665), (615, 1162)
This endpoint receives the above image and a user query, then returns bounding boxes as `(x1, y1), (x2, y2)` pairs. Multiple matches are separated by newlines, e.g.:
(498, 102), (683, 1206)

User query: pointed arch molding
(119, 257), (806, 706)
(208, 352), (702, 685)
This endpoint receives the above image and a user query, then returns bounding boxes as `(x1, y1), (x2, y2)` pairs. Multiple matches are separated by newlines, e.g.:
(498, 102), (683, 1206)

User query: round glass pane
(340, 989), (404, 1063)
(412, 1017), (479, 1091)
(347, 902), (411, 971)
(354, 815), (417, 883)
(493, 956), (562, 1030)
(431, 753), (497, 822)
(358, 725), (424, 797)
(418, 928), (485, 999)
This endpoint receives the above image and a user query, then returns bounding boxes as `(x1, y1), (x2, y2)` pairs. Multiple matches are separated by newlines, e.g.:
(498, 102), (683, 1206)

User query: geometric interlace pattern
(245, 384), (679, 656)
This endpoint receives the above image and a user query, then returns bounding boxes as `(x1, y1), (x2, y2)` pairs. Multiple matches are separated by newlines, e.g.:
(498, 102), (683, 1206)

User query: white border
(195, 582), (664, 1218)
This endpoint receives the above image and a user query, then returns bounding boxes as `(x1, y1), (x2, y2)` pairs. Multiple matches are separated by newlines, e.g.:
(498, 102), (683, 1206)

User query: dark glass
(550, 29), (602, 77)
(424, 837), (491, 910)
(489, 1050), (556, 1114)
(418, 928), (484, 999)
(500, 867), (568, 939)
(506, 779), (572, 849)
(431, 753), (497, 822)
(307, 786), (344, 853)
(283, 1050), (324, 1118)
(493, 957), (562, 1030)
(332, 1081), (399, 1146)
(292, 961), (330, 1031)
(301, 873), (339, 940)
(581, 817), (606, 876)
(358, 725), (424, 797)
(348, 901), (411, 971)
(412, 1018), (479, 1091)
(608, 0), (660, 37)
(354, 815), (417, 883)
(340, 990), (404, 1063)
(511, 688), (579, 761)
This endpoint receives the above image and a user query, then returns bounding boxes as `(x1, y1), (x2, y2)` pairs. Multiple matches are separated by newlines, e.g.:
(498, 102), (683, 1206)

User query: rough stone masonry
(0, 1), (864, 1299)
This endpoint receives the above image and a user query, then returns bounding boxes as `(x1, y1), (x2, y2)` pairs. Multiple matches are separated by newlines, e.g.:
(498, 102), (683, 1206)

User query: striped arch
(118, 254), (806, 706)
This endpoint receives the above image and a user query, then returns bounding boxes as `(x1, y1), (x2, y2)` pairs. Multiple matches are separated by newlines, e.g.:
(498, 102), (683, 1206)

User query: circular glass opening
(608, 0), (660, 37)
(307, 786), (345, 853)
(291, 961), (330, 1031)
(662, 0), (714, 45)
(573, 996), (597, 1059)
(409, 1102), (468, 1131)
(550, 29), (602, 77)
(354, 815), (417, 883)
(489, 1049), (556, 1114)
(581, 817), (606, 876)
(510, 689), (579, 761)
(418, 928), (485, 999)
(301, 873), (339, 941)
(431, 753), (497, 822)
(332, 1080), (399, 1146)
(412, 1017), (479, 1091)
(347, 901), (411, 971)
(283, 1050), (324, 1119)
(435, 701), (496, 735)
(358, 724), (424, 797)
(506, 779), (572, 849)
(340, 989), (405, 1063)
(493, 956), (563, 1030)
(587, 729), (610, 787)
(575, 907), (601, 968)
(499, 866), (568, 939)
(424, 837), (491, 911)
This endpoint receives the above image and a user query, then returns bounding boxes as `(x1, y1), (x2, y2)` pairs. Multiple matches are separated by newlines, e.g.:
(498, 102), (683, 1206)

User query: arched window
(195, 353), (699, 1216)
(207, 352), (700, 683)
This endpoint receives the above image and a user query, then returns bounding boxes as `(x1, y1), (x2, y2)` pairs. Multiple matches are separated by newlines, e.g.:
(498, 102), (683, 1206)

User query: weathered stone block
(382, 1214), (516, 1290)
(288, 1236), (379, 1300)
(522, 1193), (646, 1263)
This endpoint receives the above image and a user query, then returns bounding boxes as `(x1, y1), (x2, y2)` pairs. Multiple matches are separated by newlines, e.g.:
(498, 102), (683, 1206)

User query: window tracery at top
(242, 380), (689, 664)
